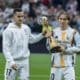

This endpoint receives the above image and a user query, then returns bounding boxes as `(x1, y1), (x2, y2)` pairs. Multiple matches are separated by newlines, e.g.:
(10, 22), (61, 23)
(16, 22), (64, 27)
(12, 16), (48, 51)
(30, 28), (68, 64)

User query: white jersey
(3, 22), (44, 65)
(51, 27), (80, 67)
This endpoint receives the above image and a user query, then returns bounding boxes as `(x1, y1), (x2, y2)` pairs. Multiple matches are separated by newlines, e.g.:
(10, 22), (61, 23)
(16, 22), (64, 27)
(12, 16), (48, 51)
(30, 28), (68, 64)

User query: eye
(59, 18), (67, 21)
(17, 16), (24, 18)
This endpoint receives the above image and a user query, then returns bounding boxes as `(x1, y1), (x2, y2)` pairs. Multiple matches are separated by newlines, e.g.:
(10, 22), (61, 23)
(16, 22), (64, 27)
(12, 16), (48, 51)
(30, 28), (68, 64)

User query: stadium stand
(0, 0), (80, 53)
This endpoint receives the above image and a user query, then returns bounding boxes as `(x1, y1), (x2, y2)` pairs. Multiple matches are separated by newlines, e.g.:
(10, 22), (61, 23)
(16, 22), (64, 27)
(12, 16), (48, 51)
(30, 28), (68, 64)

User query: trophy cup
(40, 16), (65, 53)
(47, 34), (65, 53)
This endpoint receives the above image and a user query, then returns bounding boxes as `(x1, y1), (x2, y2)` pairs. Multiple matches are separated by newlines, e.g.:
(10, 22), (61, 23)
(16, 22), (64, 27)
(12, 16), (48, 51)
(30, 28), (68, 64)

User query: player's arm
(66, 31), (80, 53)
(29, 28), (44, 44)
(3, 29), (15, 66)
(29, 28), (51, 44)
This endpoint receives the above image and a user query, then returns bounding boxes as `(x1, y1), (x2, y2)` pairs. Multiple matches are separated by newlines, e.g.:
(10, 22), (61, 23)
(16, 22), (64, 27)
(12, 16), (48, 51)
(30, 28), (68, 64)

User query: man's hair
(58, 12), (70, 21)
(13, 8), (22, 14)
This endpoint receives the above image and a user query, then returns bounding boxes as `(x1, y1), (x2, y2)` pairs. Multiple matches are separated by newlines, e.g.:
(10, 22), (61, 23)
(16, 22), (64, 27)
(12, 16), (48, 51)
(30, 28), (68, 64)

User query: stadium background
(0, 0), (80, 80)
(0, 0), (80, 53)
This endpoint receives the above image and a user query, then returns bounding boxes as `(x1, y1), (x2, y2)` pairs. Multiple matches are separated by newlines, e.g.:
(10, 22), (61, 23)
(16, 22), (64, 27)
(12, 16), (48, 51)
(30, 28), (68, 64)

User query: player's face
(13, 12), (24, 25)
(58, 14), (69, 28)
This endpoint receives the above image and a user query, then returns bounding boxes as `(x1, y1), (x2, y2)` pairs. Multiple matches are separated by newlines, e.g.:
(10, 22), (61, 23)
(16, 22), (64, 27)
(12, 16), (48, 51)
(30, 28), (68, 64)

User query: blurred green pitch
(0, 53), (80, 80)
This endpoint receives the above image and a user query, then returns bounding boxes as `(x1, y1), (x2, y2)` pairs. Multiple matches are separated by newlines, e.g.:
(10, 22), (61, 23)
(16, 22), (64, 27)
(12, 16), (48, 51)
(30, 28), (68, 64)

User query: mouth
(61, 22), (65, 25)
(19, 20), (22, 22)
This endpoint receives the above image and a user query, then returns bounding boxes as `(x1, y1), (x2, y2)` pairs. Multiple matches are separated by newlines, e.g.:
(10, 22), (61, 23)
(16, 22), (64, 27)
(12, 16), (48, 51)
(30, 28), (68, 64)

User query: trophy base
(50, 46), (62, 53)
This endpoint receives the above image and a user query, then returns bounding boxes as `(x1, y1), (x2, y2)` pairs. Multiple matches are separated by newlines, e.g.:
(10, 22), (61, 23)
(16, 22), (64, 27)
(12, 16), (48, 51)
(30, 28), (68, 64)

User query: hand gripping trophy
(39, 16), (65, 53)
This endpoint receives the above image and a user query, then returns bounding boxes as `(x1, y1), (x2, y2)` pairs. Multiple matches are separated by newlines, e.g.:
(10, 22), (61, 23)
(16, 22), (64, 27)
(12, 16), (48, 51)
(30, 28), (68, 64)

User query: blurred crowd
(0, 0), (80, 36)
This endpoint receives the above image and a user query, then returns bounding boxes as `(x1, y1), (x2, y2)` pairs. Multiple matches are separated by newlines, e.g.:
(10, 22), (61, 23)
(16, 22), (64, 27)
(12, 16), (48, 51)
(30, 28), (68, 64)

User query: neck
(60, 25), (68, 30)
(15, 23), (21, 28)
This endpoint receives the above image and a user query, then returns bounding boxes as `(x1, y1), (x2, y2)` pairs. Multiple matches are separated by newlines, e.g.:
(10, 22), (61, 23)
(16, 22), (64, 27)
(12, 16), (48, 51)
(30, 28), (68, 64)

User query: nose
(19, 17), (23, 21)
(61, 19), (65, 23)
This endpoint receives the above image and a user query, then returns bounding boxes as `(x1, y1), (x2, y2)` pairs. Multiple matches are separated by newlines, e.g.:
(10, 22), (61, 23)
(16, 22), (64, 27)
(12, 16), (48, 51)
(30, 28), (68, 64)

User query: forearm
(3, 31), (15, 66)
(3, 51), (15, 64)
(65, 46), (80, 54)
(65, 31), (80, 54)
(29, 33), (44, 44)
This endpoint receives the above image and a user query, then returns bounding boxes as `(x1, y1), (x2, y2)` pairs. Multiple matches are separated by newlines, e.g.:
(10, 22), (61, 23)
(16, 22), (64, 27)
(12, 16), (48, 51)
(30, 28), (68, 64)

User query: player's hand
(11, 64), (17, 70)
(42, 29), (52, 38)
(58, 46), (67, 54)
(57, 46), (65, 52)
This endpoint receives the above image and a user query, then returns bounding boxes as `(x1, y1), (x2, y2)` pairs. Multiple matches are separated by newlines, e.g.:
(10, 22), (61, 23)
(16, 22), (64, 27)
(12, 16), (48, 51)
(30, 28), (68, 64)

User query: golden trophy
(47, 34), (65, 53)
(40, 16), (65, 53)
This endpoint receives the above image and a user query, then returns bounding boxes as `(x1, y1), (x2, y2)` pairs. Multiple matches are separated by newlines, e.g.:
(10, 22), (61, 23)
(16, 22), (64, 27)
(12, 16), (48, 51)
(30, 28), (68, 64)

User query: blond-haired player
(49, 12), (80, 80)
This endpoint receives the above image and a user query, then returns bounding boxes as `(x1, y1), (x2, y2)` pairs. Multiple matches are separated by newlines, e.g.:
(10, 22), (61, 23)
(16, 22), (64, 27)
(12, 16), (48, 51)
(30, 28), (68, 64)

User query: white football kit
(50, 27), (80, 80)
(3, 22), (44, 80)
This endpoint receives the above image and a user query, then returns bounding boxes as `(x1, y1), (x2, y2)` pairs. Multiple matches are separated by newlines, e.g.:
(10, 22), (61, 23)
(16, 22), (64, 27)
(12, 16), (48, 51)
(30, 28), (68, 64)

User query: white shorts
(50, 67), (75, 80)
(4, 58), (29, 80)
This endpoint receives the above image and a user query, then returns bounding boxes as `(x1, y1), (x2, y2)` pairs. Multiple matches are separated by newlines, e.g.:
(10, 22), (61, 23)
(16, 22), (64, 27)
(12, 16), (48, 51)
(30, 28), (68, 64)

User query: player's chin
(19, 21), (22, 24)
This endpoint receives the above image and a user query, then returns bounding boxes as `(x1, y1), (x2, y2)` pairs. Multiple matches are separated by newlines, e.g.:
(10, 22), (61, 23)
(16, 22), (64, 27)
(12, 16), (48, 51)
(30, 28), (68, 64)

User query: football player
(50, 12), (80, 80)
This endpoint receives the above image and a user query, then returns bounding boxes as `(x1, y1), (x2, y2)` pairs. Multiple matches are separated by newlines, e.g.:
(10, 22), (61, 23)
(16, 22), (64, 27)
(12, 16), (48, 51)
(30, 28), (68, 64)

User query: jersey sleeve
(66, 31), (80, 53)
(28, 28), (44, 44)
(3, 29), (15, 66)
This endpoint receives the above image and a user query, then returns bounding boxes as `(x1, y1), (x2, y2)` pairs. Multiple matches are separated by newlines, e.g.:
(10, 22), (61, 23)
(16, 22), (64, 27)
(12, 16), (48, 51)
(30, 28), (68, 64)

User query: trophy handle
(48, 36), (59, 49)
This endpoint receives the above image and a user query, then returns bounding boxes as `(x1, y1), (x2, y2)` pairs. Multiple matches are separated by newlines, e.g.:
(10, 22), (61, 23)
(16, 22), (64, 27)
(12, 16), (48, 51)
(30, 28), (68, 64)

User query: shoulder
(68, 27), (77, 34)
(22, 24), (31, 32)
(3, 29), (12, 37)
(3, 23), (14, 35)
(7, 22), (15, 28)
(53, 27), (60, 32)
(4, 22), (14, 31)
(22, 24), (30, 29)
(68, 27), (80, 38)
